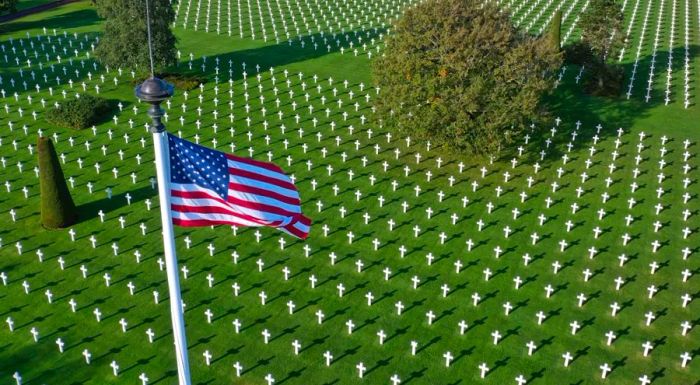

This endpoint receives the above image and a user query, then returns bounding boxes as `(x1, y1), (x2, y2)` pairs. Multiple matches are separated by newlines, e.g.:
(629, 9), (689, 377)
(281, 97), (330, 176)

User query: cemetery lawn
(15, 0), (58, 12)
(0, 1), (698, 385)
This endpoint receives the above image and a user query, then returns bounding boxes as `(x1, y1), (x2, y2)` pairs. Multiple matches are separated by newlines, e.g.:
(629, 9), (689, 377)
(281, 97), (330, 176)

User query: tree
(576, 0), (625, 95)
(373, 0), (562, 155)
(94, 0), (177, 73)
(0, 0), (18, 14)
(38, 137), (78, 229)
(546, 10), (562, 51)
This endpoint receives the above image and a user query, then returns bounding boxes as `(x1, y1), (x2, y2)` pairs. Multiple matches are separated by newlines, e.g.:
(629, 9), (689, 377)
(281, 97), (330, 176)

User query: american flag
(167, 133), (311, 239)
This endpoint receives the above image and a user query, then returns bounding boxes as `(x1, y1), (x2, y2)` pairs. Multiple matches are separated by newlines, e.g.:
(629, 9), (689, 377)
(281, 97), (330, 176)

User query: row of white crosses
(498, 0), (585, 36)
(1, 36), (382, 237)
(0, 40), (411, 384)
(562, 0), (590, 44)
(2, 238), (159, 385)
(1, 39), (700, 328)
(551, 0), (589, 87)
(1, 189), (166, 385)
(517, 0), (560, 33)
(623, 0), (654, 98)
(602, 0), (633, 59)
(0, 30), (172, 384)
(3, 31), (699, 385)
(86, 109), (700, 380)
(169, 115), (696, 384)
(680, 0), (692, 108)
(221, 121), (691, 385)
(661, 0), (677, 106)
(156, 62), (378, 158)
(617, 0), (642, 61)
(511, 0), (548, 28)
(2, 37), (696, 298)
(584, 0), (694, 104)
(627, 0), (676, 105)
(1, 114), (153, 225)
(173, 0), (409, 53)
(534, 0), (570, 35)
(0, 31), (102, 95)
(2, 128), (696, 380)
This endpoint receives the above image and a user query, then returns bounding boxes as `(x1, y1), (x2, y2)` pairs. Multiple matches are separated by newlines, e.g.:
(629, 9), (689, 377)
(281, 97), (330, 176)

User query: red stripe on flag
(225, 193), (300, 217)
(225, 153), (285, 173)
(172, 186), (299, 217)
(173, 218), (251, 227)
(228, 167), (297, 190)
(297, 214), (312, 226)
(171, 203), (285, 226)
(280, 216), (310, 239)
(228, 182), (301, 205)
(282, 222), (308, 239)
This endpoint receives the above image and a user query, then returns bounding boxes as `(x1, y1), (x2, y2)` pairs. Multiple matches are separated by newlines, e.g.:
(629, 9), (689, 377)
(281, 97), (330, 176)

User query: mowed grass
(16, 0), (57, 12)
(0, 1), (698, 385)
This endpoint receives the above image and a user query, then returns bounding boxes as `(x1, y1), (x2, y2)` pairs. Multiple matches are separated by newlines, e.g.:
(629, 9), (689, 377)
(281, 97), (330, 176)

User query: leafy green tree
(546, 10), (562, 51)
(373, 0), (562, 155)
(577, 0), (625, 95)
(0, 0), (18, 14)
(38, 137), (78, 229)
(94, 0), (177, 72)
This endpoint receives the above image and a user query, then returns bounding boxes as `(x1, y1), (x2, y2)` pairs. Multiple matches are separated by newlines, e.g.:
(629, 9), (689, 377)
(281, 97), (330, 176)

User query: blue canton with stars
(168, 134), (229, 200)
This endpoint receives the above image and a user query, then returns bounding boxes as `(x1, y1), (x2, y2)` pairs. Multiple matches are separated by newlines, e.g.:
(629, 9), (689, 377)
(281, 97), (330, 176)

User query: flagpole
(136, 77), (192, 385)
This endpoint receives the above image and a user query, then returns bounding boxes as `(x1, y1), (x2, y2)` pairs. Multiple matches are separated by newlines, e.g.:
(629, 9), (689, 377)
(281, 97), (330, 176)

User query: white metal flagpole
(153, 130), (192, 385)
(138, 0), (192, 382)
(136, 77), (192, 385)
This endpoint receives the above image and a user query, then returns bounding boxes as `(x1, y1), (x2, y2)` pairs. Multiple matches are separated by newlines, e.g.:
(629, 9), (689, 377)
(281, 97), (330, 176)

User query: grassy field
(0, 1), (698, 384)
(15, 0), (57, 12)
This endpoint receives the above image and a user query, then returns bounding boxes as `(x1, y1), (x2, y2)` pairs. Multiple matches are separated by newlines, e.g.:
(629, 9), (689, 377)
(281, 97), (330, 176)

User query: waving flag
(167, 133), (311, 239)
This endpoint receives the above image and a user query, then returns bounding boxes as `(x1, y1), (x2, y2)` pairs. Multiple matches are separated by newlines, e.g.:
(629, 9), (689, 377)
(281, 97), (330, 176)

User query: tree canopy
(573, 0), (625, 95)
(372, 0), (562, 155)
(94, 0), (177, 73)
(0, 0), (18, 15)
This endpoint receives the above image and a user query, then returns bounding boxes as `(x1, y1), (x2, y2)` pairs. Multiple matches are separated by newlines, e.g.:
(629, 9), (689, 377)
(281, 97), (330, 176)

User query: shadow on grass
(75, 185), (157, 224)
(0, 7), (100, 35)
(171, 27), (386, 84)
(517, 43), (699, 164)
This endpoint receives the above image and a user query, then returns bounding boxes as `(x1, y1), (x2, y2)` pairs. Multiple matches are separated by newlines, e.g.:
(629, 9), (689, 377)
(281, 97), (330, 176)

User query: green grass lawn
(0, 1), (698, 384)
(15, 0), (57, 12)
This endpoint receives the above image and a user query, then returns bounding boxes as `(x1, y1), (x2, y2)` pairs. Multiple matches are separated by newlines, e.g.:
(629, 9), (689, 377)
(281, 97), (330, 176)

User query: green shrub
(134, 72), (202, 91)
(163, 73), (202, 91)
(45, 94), (112, 129)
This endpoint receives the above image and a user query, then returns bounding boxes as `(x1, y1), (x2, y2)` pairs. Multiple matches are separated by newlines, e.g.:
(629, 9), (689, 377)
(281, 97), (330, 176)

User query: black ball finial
(135, 77), (174, 104)
(135, 77), (174, 133)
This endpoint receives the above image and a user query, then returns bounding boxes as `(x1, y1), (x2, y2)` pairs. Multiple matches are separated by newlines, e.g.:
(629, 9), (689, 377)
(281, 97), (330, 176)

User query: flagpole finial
(135, 77), (174, 103)
(135, 77), (174, 133)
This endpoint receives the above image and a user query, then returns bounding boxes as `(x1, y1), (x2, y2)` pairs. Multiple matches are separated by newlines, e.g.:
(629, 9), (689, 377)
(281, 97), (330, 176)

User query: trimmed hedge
(46, 94), (111, 129)
(162, 73), (202, 91)
(38, 136), (78, 229)
(134, 72), (202, 91)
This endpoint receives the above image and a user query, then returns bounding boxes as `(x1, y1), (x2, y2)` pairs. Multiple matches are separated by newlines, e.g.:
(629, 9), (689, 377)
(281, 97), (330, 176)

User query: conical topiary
(38, 136), (78, 228)
(546, 10), (562, 51)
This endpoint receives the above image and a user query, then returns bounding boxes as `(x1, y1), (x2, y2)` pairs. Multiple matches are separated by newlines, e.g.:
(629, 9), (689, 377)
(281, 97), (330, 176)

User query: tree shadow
(75, 185), (158, 224)
(0, 7), (100, 36)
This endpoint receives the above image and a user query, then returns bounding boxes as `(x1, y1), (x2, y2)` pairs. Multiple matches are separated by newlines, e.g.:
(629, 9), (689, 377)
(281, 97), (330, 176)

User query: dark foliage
(373, 0), (562, 155)
(45, 94), (112, 129)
